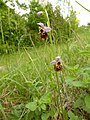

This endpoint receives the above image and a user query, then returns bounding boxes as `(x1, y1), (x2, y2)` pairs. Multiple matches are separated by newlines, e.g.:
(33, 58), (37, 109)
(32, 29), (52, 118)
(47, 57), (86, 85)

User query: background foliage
(0, 0), (78, 54)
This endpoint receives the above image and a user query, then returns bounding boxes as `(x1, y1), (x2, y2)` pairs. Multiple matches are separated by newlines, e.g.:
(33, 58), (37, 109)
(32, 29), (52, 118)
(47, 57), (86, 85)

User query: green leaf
(41, 112), (50, 120)
(0, 102), (6, 119)
(79, 50), (90, 57)
(85, 94), (90, 109)
(24, 111), (34, 120)
(74, 94), (90, 113)
(74, 97), (85, 108)
(83, 67), (90, 73)
(40, 104), (46, 110)
(72, 81), (85, 87)
(65, 76), (76, 85)
(68, 111), (79, 120)
(26, 101), (37, 111)
(0, 103), (3, 110)
(86, 44), (90, 50)
(68, 111), (76, 120)
(82, 105), (90, 113)
(39, 93), (52, 104)
(74, 64), (79, 70)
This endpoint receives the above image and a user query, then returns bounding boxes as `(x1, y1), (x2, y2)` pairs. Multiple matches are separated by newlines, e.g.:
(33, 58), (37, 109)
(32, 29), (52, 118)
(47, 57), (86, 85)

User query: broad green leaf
(72, 81), (85, 87)
(65, 76), (76, 85)
(65, 65), (75, 71)
(39, 93), (52, 104)
(24, 111), (34, 120)
(26, 101), (37, 111)
(41, 112), (50, 120)
(74, 97), (85, 108)
(7, 109), (21, 120)
(66, 64), (79, 72)
(85, 94), (90, 109)
(68, 111), (76, 120)
(68, 111), (79, 120)
(74, 94), (90, 114)
(82, 105), (90, 114)
(40, 104), (46, 110)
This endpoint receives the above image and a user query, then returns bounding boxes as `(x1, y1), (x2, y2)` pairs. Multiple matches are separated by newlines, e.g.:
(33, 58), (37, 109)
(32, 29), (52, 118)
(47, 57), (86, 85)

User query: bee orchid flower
(37, 22), (45, 28)
(37, 22), (51, 40)
(50, 56), (63, 72)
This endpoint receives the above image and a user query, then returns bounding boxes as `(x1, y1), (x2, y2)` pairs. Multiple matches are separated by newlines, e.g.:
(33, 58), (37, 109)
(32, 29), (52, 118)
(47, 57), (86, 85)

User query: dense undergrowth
(0, 27), (90, 120)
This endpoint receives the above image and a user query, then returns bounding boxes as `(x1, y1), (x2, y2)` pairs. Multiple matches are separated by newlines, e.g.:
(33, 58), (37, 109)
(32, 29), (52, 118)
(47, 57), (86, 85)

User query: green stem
(0, 103), (7, 120)
(0, 13), (4, 44)
(44, 8), (54, 59)
(60, 72), (68, 120)
(45, 9), (53, 45)
(55, 72), (64, 118)
(76, 1), (90, 12)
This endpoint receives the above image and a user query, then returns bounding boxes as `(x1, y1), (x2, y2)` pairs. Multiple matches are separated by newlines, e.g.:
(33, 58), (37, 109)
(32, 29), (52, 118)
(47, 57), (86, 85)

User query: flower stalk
(44, 9), (53, 44)
(50, 56), (66, 119)
(55, 71), (64, 119)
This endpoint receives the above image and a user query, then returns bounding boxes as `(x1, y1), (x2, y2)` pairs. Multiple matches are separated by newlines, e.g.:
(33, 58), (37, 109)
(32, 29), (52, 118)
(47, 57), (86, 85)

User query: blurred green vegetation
(0, 0), (79, 54)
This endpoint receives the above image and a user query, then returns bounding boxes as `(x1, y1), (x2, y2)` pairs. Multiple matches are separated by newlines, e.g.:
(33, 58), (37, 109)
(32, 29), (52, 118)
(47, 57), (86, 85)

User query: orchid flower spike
(37, 22), (51, 40)
(37, 22), (51, 32)
(50, 56), (63, 72)
(37, 22), (45, 28)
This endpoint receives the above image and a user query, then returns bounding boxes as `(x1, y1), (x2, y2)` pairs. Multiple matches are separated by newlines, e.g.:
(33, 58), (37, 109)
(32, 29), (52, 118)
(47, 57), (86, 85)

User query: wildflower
(37, 22), (51, 32)
(50, 56), (63, 72)
(37, 22), (51, 40)
(37, 11), (43, 16)
(37, 22), (45, 28)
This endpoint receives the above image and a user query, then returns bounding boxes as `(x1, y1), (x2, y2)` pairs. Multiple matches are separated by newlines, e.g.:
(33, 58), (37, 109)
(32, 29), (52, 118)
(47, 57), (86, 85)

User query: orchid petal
(44, 26), (51, 32)
(37, 22), (45, 28)
(56, 56), (60, 62)
(50, 60), (57, 65)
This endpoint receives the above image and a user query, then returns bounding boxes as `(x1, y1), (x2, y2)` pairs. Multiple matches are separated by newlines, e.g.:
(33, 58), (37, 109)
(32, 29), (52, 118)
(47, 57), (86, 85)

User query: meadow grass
(0, 28), (90, 119)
